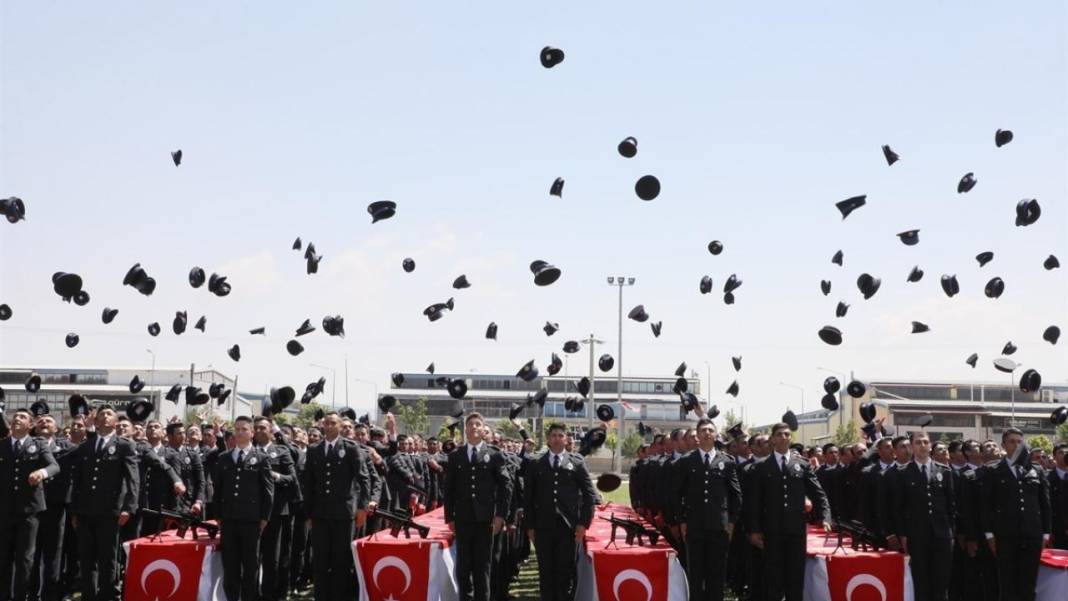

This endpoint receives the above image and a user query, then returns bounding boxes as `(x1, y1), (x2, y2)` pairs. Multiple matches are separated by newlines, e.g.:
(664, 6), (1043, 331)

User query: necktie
(781, 456), (787, 472)
(553, 454), (560, 469)
(704, 453), (710, 468)
(921, 464), (928, 481)
(96, 438), (104, 455)
(470, 447), (477, 464)
(237, 449), (245, 465)
(326, 442), (333, 458)
(13, 440), (21, 454)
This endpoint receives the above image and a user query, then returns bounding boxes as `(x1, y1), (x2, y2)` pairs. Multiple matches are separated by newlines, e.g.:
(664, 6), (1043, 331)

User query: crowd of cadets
(0, 401), (601, 601)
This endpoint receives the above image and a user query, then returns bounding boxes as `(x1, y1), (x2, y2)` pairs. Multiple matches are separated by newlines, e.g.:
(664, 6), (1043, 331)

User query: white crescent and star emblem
(845, 573), (888, 601)
(612, 568), (653, 601)
(140, 558), (182, 599)
(372, 555), (412, 594)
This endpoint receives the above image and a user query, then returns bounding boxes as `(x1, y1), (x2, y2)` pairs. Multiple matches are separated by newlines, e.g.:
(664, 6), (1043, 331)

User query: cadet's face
(96, 409), (117, 432)
(10, 411), (31, 435)
(308, 429), (322, 444)
(697, 424), (715, 446)
(465, 418), (484, 443)
(548, 429), (566, 452)
(428, 441), (440, 453)
(253, 420), (271, 445)
(751, 437), (769, 457)
(825, 448), (839, 464)
(771, 429), (791, 453)
(912, 434), (931, 460)
(322, 415), (341, 440)
(186, 427), (201, 444)
(36, 416), (57, 437)
(354, 428), (368, 443)
(233, 420), (253, 445)
(168, 430), (185, 447)
(894, 441), (911, 462)
(877, 441), (894, 463)
(341, 423), (354, 439)
(932, 444), (948, 464)
(116, 421), (132, 437)
(1002, 433), (1022, 458)
(1055, 449), (1067, 469)
(146, 422), (163, 443)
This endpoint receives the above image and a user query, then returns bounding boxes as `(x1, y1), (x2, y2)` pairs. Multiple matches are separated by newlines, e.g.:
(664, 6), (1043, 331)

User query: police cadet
(30, 405), (76, 601)
(303, 411), (372, 601)
(748, 422), (830, 601)
(137, 418), (187, 536)
(980, 428), (1051, 601)
(164, 421), (205, 514)
(889, 429), (954, 601)
(674, 418), (742, 601)
(0, 406), (61, 601)
(444, 412), (513, 601)
(69, 405), (139, 601)
(521, 423), (595, 601)
(213, 415), (274, 601)
(252, 415), (298, 601)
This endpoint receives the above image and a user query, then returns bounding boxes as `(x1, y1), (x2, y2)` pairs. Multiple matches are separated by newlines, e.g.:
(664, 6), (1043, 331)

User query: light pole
(146, 349), (156, 387)
(778, 381), (805, 413)
(607, 276), (635, 474)
(309, 363), (337, 409)
(354, 378), (379, 418)
(580, 334), (604, 429)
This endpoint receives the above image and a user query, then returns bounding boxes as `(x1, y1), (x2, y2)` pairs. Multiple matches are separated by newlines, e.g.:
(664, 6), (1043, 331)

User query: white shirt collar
(11, 433), (31, 446)
(233, 443), (253, 459)
(914, 458), (932, 468)
(151, 443), (164, 452)
(701, 448), (717, 463)
(1055, 467), (1067, 480)
(549, 449), (566, 463)
(774, 451), (789, 465)
(468, 442), (484, 454)
(96, 432), (115, 446)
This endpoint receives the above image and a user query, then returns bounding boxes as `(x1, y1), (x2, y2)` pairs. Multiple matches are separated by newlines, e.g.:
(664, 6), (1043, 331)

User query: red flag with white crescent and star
(356, 539), (433, 601)
(592, 550), (669, 601)
(123, 536), (208, 601)
(825, 553), (907, 601)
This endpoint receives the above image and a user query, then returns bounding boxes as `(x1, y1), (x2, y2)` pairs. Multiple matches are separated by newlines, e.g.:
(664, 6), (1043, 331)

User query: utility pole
(580, 334), (604, 430)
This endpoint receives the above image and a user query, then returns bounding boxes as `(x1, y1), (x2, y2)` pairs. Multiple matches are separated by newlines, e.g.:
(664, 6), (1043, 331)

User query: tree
(273, 403), (325, 428)
(396, 397), (429, 436)
(1056, 422), (1068, 444)
(1027, 434), (1053, 454)
(604, 431), (619, 459)
(621, 431), (644, 459)
(496, 419), (520, 440)
(834, 420), (859, 446)
(722, 409), (743, 430)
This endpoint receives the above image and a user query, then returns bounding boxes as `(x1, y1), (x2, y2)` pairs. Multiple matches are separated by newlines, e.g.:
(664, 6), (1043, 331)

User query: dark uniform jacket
(953, 464), (982, 542)
(166, 445), (206, 511)
(0, 435), (61, 515)
(748, 451), (830, 536)
(386, 451), (424, 509)
(70, 433), (139, 517)
(260, 441), (298, 517)
(816, 463), (842, 521)
(672, 449), (742, 531)
(137, 443), (183, 512)
(1048, 469), (1067, 545)
(444, 442), (513, 524)
(303, 437), (372, 520)
(980, 459), (1051, 540)
(522, 451), (596, 531)
(890, 461), (955, 540)
(212, 446), (275, 522)
(41, 437), (76, 510)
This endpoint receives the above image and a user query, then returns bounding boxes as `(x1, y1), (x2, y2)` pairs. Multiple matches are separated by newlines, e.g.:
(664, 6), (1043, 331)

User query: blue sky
(2, 2), (1065, 424)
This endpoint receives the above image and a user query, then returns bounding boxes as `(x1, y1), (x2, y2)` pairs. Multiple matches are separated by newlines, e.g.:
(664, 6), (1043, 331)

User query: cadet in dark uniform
(0, 407), (61, 601)
(137, 420), (187, 536)
(748, 422), (830, 601)
(213, 416), (274, 601)
(889, 430), (955, 601)
(302, 411), (372, 601)
(252, 416), (298, 601)
(30, 408), (76, 601)
(444, 412), (513, 601)
(1049, 443), (1068, 549)
(522, 423), (596, 601)
(69, 406), (139, 601)
(673, 418), (742, 601)
(980, 428), (1051, 601)
(164, 422), (206, 514)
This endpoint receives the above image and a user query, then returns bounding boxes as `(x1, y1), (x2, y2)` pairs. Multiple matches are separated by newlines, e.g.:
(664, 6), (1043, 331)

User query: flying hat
(485, 322), (498, 340)
(227, 344), (241, 362)
(378, 395), (397, 414)
(1051, 406), (1068, 426)
(856, 273), (881, 299)
(982, 276), (1006, 299)
(911, 321), (930, 334)
(543, 321), (560, 336)
(267, 386), (295, 413)
(674, 362), (687, 377)
(540, 46), (565, 68)
(208, 382), (225, 400)
(821, 394), (839, 411)
(627, 305), (649, 322)
(447, 379), (468, 400)
(322, 315), (345, 337)
(73, 290), (90, 306)
(958, 173), (977, 194)
(129, 375), (145, 394)
(782, 410), (799, 431)
(564, 397), (585, 413)
(25, 374), (41, 393)
(563, 340), (580, 353)
(723, 274), (743, 294)
(637, 422), (652, 437)
(1043, 326), (1060, 345)
(1019, 369), (1042, 394)
(250, 326), (265, 335)
(576, 377), (591, 398)
(726, 423), (745, 440)
(390, 373), (405, 388)
(185, 387), (210, 406)
(1043, 255), (1059, 271)
(547, 353), (563, 376)
(679, 391), (700, 413)
(906, 266), (924, 283)
(516, 360), (539, 382)
(123, 263), (156, 296)
(847, 380), (867, 398)
(824, 377), (841, 394)
(194, 316), (206, 332)
(976, 251), (994, 267)
(699, 275), (713, 295)
(835, 301), (850, 318)
(596, 404), (614, 422)
(831, 250), (843, 266)
(859, 402), (877, 423)
(993, 357), (1018, 373)
(189, 267), (206, 288)
(508, 403), (525, 421)
(820, 280), (831, 296)
(916, 414), (934, 428)
(292, 237), (302, 251)
(1015, 198), (1041, 227)
(171, 149), (182, 166)
(147, 322), (161, 337)
(818, 325), (843, 346)
(338, 407), (357, 421)
(732, 356), (742, 372)
(897, 230), (920, 246)
(367, 200), (396, 223)
(725, 381), (739, 397)
(52, 272), (84, 301)
(579, 427), (606, 456)
(0, 196), (26, 223)
(172, 311), (188, 335)
(708, 240), (724, 255)
(30, 399), (49, 418)
(618, 137), (637, 158)
(550, 177), (565, 197)
(530, 260), (562, 286)
(598, 354), (614, 372)
(65, 333), (79, 348)
(881, 145), (899, 166)
(835, 195), (866, 220)
(965, 353), (979, 368)
(295, 319), (316, 337)
(673, 377), (688, 394)
(165, 384), (182, 403)
(651, 322), (662, 337)
(306, 250), (322, 274)
(286, 340), (304, 356)
(597, 473), (622, 493)
(995, 129), (1013, 147)
(940, 274), (960, 297)
(1002, 341), (1017, 355)
(528, 389), (548, 407)
(68, 394), (89, 417)
(453, 275), (470, 289)
(402, 258), (416, 273)
(0, 304), (11, 321)
(127, 399), (153, 423)
(426, 363), (435, 374)
(635, 175), (660, 201)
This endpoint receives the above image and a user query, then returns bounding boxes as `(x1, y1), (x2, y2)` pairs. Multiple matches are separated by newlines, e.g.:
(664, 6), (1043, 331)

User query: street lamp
(309, 363), (337, 409)
(778, 381), (805, 414)
(993, 358), (1020, 425)
(580, 334), (604, 429)
(607, 276), (635, 473)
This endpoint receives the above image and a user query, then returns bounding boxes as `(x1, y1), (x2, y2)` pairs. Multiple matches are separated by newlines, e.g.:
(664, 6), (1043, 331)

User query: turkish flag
(592, 550), (669, 601)
(825, 553), (907, 601)
(123, 537), (208, 601)
(356, 539), (433, 601)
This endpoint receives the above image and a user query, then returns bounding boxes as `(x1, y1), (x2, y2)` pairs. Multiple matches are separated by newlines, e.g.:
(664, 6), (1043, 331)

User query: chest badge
(26, 444), (37, 454)
(936, 472), (943, 482)
(793, 463), (801, 473)
(717, 461), (725, 471)
(249, 457), (258, 466)
(269, 451), (277, 459)
(338, 449), (346, 458)
(483, 454), (490, 463)
(184, 456), (192, 464)
(108, 446), (117, 455)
